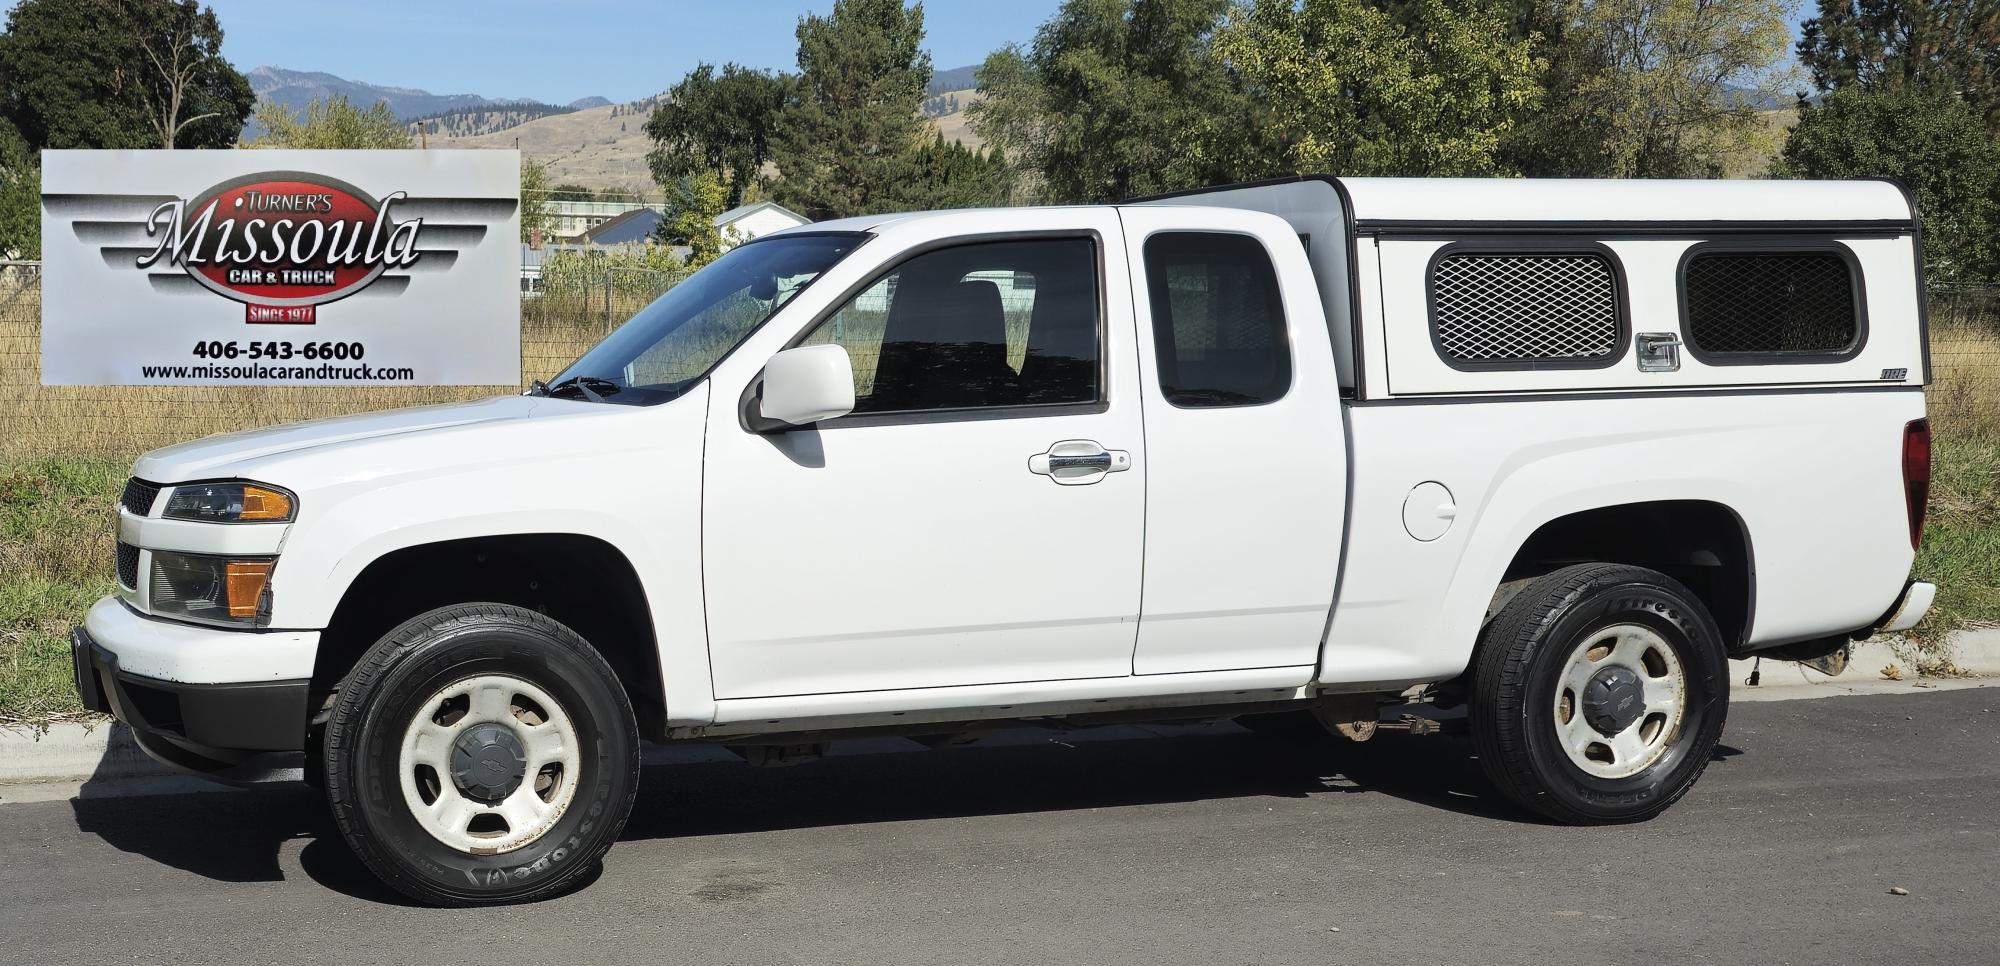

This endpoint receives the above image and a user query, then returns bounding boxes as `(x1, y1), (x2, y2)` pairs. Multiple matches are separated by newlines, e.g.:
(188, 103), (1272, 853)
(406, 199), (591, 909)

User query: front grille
(121, 478), (162, 516)
(115, 542), (140, 589)
(1431, 253), (1622, 366)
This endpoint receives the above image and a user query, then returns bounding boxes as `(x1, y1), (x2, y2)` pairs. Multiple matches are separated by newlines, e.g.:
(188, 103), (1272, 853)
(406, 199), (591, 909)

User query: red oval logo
(138, 171), (423, 308)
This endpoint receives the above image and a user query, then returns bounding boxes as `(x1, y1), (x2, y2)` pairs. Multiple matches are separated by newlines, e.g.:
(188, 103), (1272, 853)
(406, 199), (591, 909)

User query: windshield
(543, 232), (865, 405)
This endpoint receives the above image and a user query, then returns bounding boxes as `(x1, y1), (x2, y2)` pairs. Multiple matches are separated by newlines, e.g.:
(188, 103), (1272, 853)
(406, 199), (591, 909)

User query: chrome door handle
(1049, 452), (1113, 471)
(1029, 440), (1131, 485)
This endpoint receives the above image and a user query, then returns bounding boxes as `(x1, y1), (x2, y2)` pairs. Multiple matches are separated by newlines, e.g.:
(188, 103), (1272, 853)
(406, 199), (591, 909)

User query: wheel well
(311, 534), (667, 738)
(1500, 501), (1753, 650)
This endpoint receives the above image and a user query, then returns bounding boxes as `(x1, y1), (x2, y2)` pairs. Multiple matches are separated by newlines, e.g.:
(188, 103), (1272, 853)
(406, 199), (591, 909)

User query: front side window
(548, 232), (863, 405)
(799, 237), (1100, 415)
(1143, 232), (1291, 407)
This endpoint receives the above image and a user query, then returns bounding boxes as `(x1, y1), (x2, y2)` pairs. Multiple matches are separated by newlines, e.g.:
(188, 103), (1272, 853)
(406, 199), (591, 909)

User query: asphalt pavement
(2, 689), (1996, 966)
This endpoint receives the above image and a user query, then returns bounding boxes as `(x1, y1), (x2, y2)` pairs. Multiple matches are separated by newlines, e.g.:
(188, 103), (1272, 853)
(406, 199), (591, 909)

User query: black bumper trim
(71, 626), (309, 778)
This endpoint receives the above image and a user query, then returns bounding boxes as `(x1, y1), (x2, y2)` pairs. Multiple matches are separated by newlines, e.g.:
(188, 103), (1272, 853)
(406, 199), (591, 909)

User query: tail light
(1903, 418), (1931, 550)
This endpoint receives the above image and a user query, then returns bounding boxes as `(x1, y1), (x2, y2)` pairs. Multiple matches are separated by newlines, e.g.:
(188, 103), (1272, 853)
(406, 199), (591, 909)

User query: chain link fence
(0, 262), (684, 461)
(1925, 286), (2000, 441)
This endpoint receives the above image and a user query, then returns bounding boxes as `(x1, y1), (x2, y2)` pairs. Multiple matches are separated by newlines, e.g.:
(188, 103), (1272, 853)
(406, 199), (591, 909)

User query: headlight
(149, 550), (274, 625)
(162, 482), (295, 523)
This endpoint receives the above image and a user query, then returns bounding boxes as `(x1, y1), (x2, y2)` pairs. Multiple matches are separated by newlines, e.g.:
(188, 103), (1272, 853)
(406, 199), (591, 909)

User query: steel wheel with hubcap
(399, 674), (582, 855)
(323, 603), (640, 906)
(1470, 563), (1727, 824)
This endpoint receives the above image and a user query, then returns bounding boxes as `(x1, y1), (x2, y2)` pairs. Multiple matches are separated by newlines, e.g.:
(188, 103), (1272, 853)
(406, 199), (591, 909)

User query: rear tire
(322, 603), (640, 906)
(1469, 564), (1727, 824)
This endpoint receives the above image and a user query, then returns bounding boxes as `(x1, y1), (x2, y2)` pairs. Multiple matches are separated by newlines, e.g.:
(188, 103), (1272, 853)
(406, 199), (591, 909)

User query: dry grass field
(2, 276), (1997, 720)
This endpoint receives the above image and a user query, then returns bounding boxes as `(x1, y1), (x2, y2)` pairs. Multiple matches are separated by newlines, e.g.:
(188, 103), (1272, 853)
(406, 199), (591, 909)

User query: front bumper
(73, 600), (313, 781)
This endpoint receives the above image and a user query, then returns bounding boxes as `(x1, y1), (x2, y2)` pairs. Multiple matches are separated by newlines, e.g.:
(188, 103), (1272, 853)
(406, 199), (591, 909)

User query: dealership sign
(41, 150), (521, 385)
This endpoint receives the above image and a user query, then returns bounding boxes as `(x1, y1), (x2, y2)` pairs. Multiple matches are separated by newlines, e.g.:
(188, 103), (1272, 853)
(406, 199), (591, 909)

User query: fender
(260, 386), (715, 726)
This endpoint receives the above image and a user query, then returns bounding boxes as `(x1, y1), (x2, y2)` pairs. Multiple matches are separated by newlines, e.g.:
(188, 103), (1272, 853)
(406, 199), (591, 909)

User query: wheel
(1468, 563), (1727, 824)
(322, 603), (640, 905)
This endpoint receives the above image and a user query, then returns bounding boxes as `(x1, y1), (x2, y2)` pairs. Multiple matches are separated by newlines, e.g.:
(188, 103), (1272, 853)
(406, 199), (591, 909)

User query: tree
(134, 0), (252, 148)
(0, 0), (253, 151)
(520, 157), (552, 245)
(548, 183), (599, 202)
(1512, 0), (1795, 178)
(0, 120), (37, 259)
(971, 0), (1260, 203)
(246, 95), (412, 149)
(769, 0), (933, 220)
(1798, 1), (2000, 128)
(1217, 0), (1543, 177)
(1774, 88), (2000, 285)
(1497, 0), (1621, 176)
(645, 63), (789, 208)
(896, 133), (1015, 209)
(656, 171), (728, 268)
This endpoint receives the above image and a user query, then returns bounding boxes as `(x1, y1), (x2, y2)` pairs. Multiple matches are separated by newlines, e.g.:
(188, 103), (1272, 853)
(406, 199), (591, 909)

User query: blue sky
(199, 0), (1068, 105)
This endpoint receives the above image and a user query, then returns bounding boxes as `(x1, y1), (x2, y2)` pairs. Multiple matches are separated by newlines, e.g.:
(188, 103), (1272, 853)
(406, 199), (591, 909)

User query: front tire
(322, 603), (640, 906)
(1469, 564), (1727, 824)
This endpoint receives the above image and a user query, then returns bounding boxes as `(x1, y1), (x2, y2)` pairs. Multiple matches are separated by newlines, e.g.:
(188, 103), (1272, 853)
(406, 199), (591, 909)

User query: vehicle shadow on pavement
(64, 723), (1748, 904)
(618, 725), (1524, 841)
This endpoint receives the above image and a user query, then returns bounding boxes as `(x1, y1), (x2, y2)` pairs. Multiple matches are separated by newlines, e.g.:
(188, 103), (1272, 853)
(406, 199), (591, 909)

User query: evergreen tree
(769, 0), (933, 220)
(1798, 0), (2000, 129)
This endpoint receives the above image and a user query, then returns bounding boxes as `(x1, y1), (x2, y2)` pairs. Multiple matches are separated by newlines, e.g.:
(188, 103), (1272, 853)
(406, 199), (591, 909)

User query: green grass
(1910, 434), (2000, 658)
(0, 459), (121, 723)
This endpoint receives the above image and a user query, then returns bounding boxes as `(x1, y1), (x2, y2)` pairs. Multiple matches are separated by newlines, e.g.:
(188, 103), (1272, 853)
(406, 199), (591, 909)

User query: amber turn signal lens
(239, 486), (293, 521)
(225, 560), (273, 618)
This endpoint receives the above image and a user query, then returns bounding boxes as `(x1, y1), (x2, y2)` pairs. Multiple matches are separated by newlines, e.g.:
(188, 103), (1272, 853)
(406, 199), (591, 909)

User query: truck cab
(74, 177), (1935, 905)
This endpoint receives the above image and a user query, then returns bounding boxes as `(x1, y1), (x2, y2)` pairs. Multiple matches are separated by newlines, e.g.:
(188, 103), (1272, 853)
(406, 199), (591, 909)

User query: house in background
(577, 200), (810, 250)
(712, 201), (810, 245)
(521, 201), (812, 293)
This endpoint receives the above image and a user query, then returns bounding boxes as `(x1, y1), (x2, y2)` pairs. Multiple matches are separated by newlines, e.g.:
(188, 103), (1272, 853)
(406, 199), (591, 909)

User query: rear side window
(1428, 249), (1625, 369)
(1143, 232), (1290, 407)
(1681, 247), (1863, 360)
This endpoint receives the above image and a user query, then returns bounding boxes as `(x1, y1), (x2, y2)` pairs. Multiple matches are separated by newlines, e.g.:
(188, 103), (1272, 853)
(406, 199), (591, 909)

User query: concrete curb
(5, 629), (1997, 797)
(0, 720), (171, 797)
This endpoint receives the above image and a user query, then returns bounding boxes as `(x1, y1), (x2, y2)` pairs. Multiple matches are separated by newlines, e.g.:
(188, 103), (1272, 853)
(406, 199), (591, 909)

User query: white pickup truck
(74, 176), (1937, 905)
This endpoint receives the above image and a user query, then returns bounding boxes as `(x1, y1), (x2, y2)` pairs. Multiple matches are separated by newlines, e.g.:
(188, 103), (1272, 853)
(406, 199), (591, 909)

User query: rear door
(1119, 207), (1348, 675)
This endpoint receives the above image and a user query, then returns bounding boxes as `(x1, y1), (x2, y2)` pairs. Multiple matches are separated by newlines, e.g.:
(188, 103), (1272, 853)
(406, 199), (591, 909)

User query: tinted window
(1683, 249), (1861, 357)
(1143, 232), (1290, 407)
(801, 238), (1099, 415)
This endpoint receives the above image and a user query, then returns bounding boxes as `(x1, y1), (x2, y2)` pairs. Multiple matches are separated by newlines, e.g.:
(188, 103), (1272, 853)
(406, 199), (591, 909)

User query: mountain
(410, 102), (579, 140)
(247, 66), (494, 121)
(239, 65), (982, 196)
(926, 64), (978, 95)
(244, 66), (610, 131)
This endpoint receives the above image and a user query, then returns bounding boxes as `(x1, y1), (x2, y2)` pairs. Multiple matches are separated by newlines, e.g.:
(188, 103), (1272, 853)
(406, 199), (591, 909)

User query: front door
(701, 217), (1147, 699)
